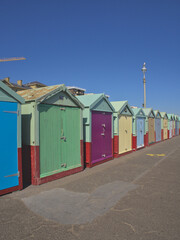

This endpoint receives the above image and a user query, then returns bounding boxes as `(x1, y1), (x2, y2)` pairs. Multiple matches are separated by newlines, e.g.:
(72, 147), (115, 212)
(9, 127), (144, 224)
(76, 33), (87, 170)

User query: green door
(39, 104), (81, 178)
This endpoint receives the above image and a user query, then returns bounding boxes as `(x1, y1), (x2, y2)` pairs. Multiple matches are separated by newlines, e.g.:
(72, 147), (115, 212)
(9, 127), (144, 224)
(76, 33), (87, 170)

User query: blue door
(137, 118), (144, 148)
(155, 118), (161, 142)
(0, 102), (19, 191)
(175, 121), (179, 135)
(169, 121), (172, 138)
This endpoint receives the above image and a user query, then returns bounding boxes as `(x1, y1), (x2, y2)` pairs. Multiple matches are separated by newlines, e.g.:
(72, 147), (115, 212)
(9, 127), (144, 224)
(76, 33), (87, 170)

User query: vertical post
(142, 62), (147, 108)
(143, 73), (146, 108)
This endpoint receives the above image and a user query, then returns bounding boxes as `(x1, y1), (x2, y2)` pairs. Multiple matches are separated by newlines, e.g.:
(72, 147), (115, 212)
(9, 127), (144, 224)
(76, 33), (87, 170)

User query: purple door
(91, 111), (112, 164)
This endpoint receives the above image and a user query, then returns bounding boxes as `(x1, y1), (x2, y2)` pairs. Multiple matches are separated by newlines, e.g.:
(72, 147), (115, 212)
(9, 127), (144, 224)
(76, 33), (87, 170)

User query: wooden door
(119, 116), (132, 154)
(155, 118), (161, 142)
(163, 119), (168, 139)
(39, 104), (81, 178)
(0, 102), (19, 192)
(91, 111), (112, 164)
(137, 118), (144, 148)
(148, 118), (155, 144)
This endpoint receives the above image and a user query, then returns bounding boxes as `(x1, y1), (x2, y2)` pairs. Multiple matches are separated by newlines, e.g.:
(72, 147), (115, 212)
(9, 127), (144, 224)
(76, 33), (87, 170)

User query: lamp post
(142, 62), (147, 108)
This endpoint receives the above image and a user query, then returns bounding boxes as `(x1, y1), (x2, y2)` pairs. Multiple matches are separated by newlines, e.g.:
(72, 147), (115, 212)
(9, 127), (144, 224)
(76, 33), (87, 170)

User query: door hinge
(4, 171), (20, 178)
(3, 110), (19, 115)
(60, 108), (66, 111)
(61, 163), (67, 168)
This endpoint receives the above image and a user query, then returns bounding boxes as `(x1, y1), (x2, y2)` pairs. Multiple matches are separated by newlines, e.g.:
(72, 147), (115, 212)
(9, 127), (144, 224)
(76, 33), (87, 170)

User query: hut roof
(143, 108), (155, 118)
(111, 101), (133, 115)
(17, 84), (84, 108)
(77, 93), (114, 111)
(0, 81), (25, 103)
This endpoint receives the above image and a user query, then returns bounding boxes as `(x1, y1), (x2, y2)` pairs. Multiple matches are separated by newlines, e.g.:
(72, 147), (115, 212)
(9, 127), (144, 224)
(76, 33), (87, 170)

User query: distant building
(1, 77), (47, 92)
(24, 81), (47, 89)
(67, 86), (86, 96)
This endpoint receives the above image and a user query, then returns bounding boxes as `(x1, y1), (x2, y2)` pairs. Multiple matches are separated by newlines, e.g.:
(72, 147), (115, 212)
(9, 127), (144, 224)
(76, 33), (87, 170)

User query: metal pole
(143, 73), (146, 108)
(142, 62), (147, 108)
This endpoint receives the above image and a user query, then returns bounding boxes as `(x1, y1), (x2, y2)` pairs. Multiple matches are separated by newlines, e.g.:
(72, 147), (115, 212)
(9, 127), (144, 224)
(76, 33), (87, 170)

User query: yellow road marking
(146, 154), (166, 157)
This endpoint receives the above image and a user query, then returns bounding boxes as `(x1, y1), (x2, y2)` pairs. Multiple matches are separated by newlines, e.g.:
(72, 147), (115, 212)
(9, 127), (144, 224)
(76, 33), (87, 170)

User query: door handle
(60, 136), (66, 141)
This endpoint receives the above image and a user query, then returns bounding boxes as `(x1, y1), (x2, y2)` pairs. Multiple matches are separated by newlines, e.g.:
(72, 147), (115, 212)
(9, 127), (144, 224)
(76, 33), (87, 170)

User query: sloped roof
(0, 81), (25, 103)
(160, 112), (168, 119)
(77, 93), (114, 111)
(143, 108), (155, 118)
(154, 110), (162, 118)
(167, 114), (173, 120)
(131, 108), (145, 117)
(111, 101), (133, 115)
(174, 115), (179, 120)
(17, 84), (84, 108)
(18, 85), (64, 101)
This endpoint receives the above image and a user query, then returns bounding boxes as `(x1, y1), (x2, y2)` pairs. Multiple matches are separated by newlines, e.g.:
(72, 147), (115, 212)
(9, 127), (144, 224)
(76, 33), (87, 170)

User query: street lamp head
(141, 62), (147, 73)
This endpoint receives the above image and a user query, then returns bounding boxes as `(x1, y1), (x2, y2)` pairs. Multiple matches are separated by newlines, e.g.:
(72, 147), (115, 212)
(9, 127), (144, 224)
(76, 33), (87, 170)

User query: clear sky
(1, 0), (180, 115)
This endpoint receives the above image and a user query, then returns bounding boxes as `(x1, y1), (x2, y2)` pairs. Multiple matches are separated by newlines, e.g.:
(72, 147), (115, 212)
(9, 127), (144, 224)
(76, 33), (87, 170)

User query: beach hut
(0, 81), (24, 196)
(167, 114), (173, 139)
(77, 94), (114, 167)
(131, 108), (146, 151)
(173, 114), (176, 136)
(143, 108), (155, 146)
(18, 85), (84, 185)
(160, 112), (168, 140)
(111, 101), (133, 157)
(154, 110), (162, 142)
(175, 115), (179, 136)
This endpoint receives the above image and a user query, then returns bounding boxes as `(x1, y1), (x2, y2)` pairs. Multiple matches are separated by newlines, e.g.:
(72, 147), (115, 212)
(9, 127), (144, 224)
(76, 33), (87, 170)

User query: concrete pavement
(0, 136), (180, 239)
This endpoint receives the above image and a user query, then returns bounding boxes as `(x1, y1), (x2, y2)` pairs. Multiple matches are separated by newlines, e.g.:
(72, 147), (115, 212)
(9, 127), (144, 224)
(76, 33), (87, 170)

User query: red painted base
(114, 150), (133, 158)
(132, 135), (137, 151)
(161, 129), (164, 141)
(85, 139), (114, 168)
(113, 135), (119, 156)
(33, 166), (84, 185)
(87, 156), (114, 168)
(132, 135), (145, 151)
(0, 185), (21, 196)
(22, 141), (84, 186)
(0, 148), (23, 196)
(144, 132), (149, 147)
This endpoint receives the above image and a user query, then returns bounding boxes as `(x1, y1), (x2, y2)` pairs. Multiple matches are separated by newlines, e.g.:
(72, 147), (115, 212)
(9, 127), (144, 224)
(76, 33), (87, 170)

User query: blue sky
(1, 0), (180, 115)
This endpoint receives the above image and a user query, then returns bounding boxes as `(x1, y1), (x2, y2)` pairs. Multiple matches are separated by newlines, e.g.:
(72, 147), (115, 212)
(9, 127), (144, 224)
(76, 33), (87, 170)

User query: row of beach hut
(0, 82), (179, 196)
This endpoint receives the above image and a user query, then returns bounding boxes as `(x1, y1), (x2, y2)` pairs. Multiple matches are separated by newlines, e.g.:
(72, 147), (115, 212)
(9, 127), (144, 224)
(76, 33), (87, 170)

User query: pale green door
(39, 104), (81, 178)
(60, 107), (81, 169)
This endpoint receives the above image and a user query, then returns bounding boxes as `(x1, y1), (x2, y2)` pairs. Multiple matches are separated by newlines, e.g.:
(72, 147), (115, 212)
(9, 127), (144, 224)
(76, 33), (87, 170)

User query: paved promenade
(1, 136), (180, 240)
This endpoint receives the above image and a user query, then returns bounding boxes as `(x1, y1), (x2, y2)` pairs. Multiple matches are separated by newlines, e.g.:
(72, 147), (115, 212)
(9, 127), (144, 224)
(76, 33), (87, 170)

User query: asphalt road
(0, 136), (180, 240)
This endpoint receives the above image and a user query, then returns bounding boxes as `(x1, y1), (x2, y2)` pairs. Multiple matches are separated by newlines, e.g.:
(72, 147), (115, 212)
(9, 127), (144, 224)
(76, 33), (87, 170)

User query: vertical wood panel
(39, 104), (81, 178)
(119, 116), (132, 154)
(0, 102), (19, 191)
